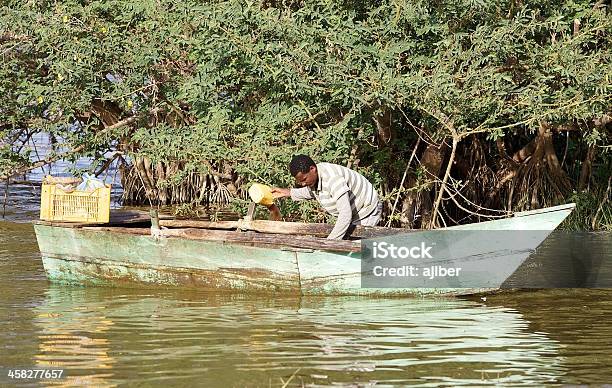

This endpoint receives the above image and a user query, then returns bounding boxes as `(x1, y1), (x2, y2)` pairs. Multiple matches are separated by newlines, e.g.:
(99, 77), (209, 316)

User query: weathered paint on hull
(40, 255), (303, 293)
(35, 225), (485, 296)
(35, 225), (301, 294)
(34, 204), (575, 297)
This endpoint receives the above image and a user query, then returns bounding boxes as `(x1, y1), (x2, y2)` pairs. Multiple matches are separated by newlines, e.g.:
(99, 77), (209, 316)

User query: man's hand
(270, 187), (291, 199)
(266, 204), (282, 221)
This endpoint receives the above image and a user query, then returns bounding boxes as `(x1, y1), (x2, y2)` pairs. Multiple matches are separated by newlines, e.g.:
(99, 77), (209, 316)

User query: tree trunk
(579, 146), (596, 191)
(373, 110), (392, 145)
(419, 143), (447, 227)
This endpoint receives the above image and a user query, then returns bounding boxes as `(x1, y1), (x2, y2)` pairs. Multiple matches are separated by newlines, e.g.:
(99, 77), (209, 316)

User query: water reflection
(482, 289), (612, 385)
(30, 286), (566, 387)
(34, 292), (115, 387)
(2, 221), (610, 386)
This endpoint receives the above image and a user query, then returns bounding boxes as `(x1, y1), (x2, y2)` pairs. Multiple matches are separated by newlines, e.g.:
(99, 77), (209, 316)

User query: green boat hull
(34, 204), (575, 297)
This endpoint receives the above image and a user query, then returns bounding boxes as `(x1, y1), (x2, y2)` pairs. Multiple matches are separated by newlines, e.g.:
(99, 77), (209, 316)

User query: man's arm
(290, 186), (314, 201)
(266, 204), (282, 221)
(271, 186), (313, 201)
(327, 191), (352, 240)
(270, 187), (291, 199)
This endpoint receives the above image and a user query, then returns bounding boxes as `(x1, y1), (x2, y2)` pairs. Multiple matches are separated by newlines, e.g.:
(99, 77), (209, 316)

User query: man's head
(289, 154), (318, 188)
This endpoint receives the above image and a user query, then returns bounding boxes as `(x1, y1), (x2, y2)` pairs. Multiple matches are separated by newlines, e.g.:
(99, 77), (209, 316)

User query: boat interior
(33, 208), (410, 253)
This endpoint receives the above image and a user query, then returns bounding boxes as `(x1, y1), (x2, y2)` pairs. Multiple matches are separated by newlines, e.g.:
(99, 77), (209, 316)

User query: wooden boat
(33, 203), (576, 296)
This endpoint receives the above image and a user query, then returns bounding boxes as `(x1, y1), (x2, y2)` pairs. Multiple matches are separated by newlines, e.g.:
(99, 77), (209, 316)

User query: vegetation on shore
(1, 0), (610, 229)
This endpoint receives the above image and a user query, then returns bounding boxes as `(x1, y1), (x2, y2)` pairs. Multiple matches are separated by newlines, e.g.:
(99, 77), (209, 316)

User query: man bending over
(271, 155), (382, 240)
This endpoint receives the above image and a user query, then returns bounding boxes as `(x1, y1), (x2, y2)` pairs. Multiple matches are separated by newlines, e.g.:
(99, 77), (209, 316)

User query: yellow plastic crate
(40, 183), (111, 223)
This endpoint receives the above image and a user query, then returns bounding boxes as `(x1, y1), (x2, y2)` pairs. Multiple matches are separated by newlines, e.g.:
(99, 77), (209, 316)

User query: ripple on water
(2, 224), (612, 386)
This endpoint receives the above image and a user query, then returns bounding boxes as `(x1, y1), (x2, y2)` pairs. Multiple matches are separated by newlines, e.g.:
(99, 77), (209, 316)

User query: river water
(1, 150), (612, 386)
(1, 224), (612, 387)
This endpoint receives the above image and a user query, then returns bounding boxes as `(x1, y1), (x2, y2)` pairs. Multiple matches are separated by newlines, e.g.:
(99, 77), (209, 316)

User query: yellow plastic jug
(248, 183), (274, 206)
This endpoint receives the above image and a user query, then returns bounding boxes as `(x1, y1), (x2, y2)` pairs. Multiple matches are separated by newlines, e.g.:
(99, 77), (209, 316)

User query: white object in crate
(76, 173), (106, 192)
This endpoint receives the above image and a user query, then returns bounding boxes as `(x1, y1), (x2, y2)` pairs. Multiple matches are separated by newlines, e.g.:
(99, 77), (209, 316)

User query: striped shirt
(290, 162), (380, 222)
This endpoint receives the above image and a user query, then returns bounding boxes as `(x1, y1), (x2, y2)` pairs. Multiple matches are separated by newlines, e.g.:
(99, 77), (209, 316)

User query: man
(271, 155), (383, 240)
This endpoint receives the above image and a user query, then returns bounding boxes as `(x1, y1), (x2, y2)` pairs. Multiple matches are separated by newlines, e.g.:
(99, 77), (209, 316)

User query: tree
(1, 0), (610, 228)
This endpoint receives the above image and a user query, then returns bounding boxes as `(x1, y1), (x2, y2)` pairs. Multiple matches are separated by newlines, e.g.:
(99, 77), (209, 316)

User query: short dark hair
(289, 154), (316, 176)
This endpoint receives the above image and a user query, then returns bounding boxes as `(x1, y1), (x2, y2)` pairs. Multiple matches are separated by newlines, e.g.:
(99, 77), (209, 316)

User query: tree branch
(0, 144), (86, 181)
(0, 108), (160, 182)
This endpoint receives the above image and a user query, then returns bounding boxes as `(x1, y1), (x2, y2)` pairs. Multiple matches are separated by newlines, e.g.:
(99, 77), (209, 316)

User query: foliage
(564, 189), (612, 231)
(1, 0), (610, 229)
